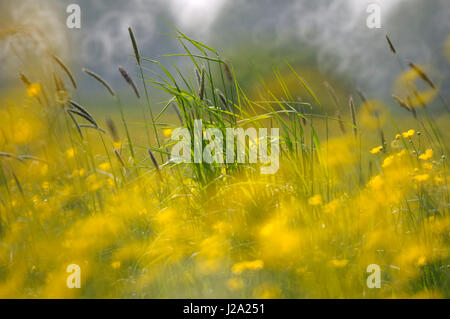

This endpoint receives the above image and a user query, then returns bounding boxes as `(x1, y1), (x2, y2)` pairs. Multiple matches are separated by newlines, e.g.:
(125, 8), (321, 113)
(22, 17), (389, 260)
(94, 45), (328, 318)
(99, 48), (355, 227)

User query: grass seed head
(408, 62), (435, 89)
(128, 27), (141, 65)
(82, 68), (116, 97)
(223, 59), (233, 82)
(148, 148), (160, 172)
(52, 54), (77, 89)
(385, 35), (397, 54)
(106, 117), (120, 143)
(118, 66), (140, 98)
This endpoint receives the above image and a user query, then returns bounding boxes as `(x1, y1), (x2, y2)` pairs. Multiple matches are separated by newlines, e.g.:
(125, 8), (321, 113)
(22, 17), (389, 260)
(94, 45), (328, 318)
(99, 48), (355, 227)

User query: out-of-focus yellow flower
(212, 221), (232, 234)
(402, 129), (415, 138)
(419, 149), (433, 161)
(395, 134), (401, 139)
(382, 155), (394, 168)
(368, 175), (384, 189)
(39, 164), (48, 176)
(396, 244), (434, 273)
(259, 217), (302, 265)
(26, 83), (41, 98)
(137, 208), (148, 216)
(358, 100), (387, 130)
(72, 168), (86, 177)
(227, 277), (244, 291)
(394, 66), (438, 107)
(323, 136), (357, 167)
(86, 174), (104, 191)
(397, 149), (407, 157)
(308, 194), (322, 206)
(98, 162), (111, 171)
(417, 256), (427, 267)
(370, 146), (383, 155)
(414, 174), (430, 182)
(66, 148), (75, 158)
(232, 260), (264, 275)
(111, 261), (121, 269)
(197, 235), (229, 275)
(423, 162), (433, 171)
(324, 199), (339, 214)
(163, 128), (173, 138)
(330, 259), (349, 268)
(113, 141), (122, 149)
(11, 119), (33, 144)
(106, 178), (115, 187)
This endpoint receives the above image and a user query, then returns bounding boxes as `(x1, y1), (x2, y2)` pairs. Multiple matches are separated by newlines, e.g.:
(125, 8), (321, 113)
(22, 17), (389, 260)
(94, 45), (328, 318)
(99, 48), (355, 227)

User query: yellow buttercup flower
(232, 260), (264, 275)
(397, 149), (407, 157)
(308, 194), (322, 206)
(71, 168), (86, 177)
(11, 119), (33, 144)
(419, 149), (433, 161)
(382, 155), (394, 168)
(402, 129), (415, 138)
(358, 100), (387, 130)
(417, 256), (427, 267)
(113, 141), (122, 149)
(370, 146), (383, 155)
(86, 174), (105, 191)
(66, 148), (75, 158)
(98, 162), (111, 171)
(330, 259), (349, 268)
(324, 199), (339, 214)
(27, 83), (41, 98)
(40, 164), (49, 176)
(111, 261), (121, 269)
(106, 178), (115, 187)
(414, 174), (430, 182)
(163, 128), (173, 138)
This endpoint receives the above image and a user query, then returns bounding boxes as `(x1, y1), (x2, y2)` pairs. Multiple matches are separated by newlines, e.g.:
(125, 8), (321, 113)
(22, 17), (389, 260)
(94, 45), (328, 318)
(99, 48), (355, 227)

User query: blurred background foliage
(1, 0), (449, 115)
